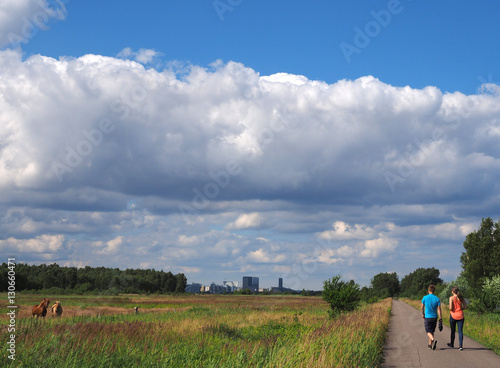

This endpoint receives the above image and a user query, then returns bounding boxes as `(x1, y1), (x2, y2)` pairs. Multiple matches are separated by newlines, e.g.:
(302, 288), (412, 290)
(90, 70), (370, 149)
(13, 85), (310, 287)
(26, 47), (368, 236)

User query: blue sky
(1, 0), (500, 290)
(20, 1), (500, 93)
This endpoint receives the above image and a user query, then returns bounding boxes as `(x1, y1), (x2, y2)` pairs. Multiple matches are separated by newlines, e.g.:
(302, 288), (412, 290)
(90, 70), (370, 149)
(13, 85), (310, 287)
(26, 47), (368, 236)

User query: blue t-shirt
(422, 294), (441, 318)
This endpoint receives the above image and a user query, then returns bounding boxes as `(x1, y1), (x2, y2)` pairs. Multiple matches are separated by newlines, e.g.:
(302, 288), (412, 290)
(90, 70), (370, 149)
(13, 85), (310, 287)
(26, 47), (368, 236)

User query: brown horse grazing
(51, 301), (63, 317)
(32, 298), (50, 318)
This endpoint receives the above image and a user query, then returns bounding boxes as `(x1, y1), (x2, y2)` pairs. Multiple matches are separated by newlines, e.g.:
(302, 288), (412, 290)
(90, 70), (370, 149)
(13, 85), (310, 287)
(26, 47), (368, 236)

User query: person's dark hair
(428, 285), (436, 293)
(451, 286), (465, 304)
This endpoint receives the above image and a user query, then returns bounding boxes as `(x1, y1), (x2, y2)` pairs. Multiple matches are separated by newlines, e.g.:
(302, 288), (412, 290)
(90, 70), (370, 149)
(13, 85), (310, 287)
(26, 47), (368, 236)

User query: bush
(481, 275), (500, 311)
(101, 287), (120, 296)
(457, 276), (500, 312)
(42, 287), (69, 295)
(359, 287), (381, 304)
(74, 282), (93, 295)
(322, 275), (361, 318)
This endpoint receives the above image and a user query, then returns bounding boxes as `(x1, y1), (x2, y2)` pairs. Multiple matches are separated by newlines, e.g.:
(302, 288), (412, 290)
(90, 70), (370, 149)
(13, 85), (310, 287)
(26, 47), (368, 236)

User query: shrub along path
(382, 299), (500, 367)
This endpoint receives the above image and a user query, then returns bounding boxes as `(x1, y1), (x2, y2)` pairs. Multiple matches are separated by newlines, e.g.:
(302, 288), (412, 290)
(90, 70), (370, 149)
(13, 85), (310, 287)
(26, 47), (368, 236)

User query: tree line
(323, 217), (500, 315)
(323, 266), (444, 317)
(0, 263), (187, 295)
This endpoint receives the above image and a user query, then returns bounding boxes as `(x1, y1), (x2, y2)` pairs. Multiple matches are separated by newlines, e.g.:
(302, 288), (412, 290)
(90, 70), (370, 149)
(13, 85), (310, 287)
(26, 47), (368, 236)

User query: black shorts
(424, 318), (437, 333)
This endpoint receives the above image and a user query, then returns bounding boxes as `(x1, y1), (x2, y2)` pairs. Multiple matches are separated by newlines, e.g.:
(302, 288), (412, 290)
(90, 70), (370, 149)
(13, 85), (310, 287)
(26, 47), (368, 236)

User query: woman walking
(447, 286), (467, 350)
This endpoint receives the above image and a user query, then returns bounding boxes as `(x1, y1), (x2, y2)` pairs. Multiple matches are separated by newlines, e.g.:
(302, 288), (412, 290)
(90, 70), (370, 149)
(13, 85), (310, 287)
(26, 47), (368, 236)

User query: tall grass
(401, 298), (500, 355)
(1, 294), (392, 367)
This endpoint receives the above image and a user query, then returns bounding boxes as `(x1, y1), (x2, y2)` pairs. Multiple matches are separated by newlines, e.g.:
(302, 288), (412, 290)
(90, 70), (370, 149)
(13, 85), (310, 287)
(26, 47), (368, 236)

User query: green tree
(460, 217), (500, 298)
(438, 275), (469, 301)
(371, 272), (400, 298)
(63, 267), (78, 289)
(322, 275), (361, 317)
(175, 273), (187, 293)
(359, 286), (375, 303)
(400, 267), (442, 298)
(0, 262), (187, 294)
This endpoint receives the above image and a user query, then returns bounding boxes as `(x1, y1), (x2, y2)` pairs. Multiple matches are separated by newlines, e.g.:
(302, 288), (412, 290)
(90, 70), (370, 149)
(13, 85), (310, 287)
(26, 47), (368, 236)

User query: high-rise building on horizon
(242, 276), (259, 292)
(252, 277), (259, 290)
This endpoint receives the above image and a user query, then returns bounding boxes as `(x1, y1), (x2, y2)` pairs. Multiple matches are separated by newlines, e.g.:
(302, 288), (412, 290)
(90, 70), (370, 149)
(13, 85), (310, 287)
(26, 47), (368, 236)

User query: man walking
(421, 284), (442, 350)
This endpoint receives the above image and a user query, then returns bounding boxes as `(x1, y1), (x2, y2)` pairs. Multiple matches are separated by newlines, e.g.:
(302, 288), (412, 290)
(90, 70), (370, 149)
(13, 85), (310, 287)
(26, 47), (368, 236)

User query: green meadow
(2, 294), (392, 368)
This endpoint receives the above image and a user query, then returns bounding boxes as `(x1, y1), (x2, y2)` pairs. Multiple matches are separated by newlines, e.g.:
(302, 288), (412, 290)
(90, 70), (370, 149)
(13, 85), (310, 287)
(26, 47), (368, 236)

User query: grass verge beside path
(1, 294), (392, 367)
(401, 298), (500, 355)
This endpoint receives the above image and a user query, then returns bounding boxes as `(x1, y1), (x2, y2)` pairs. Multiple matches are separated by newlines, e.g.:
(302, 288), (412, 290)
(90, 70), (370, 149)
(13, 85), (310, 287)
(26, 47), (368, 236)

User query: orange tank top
(450, 296), (464, 320)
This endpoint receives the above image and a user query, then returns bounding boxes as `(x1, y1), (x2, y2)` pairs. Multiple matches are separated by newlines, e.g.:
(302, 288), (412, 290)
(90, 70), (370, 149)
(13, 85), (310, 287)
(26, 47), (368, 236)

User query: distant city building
(187, 281), (242, 294)
(189, 277), (295, 294)
(272, 277), (292, 293)
(252, 277), (259, 290)
(242, 276), (259, 292)
(185, 283), (202, 293)
(209, 282), (225, 294)
(223, 281), (239, 292)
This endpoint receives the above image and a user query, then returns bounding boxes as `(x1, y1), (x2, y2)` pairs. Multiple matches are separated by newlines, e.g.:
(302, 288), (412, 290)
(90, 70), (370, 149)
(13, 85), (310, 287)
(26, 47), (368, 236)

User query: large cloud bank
(1, 49), (499, 287)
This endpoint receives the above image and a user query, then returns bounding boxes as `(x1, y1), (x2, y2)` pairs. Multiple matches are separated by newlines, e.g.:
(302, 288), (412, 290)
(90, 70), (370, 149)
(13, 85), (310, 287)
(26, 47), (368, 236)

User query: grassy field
(401, 298), (500, 355)
(1, 294), (392, 367)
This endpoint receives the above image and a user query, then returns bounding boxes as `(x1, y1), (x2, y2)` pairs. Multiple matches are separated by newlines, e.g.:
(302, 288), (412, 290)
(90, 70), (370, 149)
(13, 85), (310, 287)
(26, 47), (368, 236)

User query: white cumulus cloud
(318, 221), (374, 240)
(1, 51), (500, 287)
(360, 237), (398, 258)
(92, 236), (124, 255)
(0, 234), (64, 253)
(0, 0), (66, 48)
(247, 248), (286, 263)
(226, 213), (264, 230)
(117, 47), (161, 65)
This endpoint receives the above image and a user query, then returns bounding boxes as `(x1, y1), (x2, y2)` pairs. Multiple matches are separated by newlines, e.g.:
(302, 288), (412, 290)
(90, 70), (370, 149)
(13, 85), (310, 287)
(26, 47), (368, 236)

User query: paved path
(382, 299), (500, 368)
